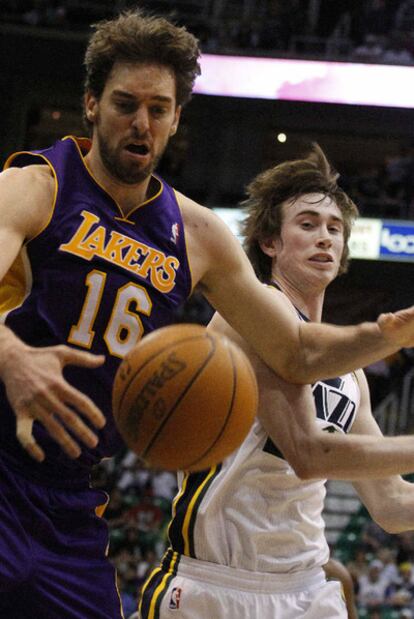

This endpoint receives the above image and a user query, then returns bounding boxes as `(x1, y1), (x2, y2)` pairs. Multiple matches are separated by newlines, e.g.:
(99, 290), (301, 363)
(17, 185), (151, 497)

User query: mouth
(125, 143), (150, 157)
(309, 254), (333, 264)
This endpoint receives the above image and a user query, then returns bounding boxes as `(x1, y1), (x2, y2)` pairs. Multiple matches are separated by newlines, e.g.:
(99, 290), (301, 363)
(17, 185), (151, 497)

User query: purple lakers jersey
(0, 136), (192, 484)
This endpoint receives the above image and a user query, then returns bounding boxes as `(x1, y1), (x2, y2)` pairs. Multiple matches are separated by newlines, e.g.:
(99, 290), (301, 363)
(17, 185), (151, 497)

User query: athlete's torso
(0, 136), (192, 484)
(168, 301), (360, 574)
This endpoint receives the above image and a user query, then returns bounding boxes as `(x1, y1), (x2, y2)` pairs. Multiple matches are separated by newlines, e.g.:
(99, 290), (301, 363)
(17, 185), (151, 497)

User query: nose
(132, 106), (150, 134)
(316, 225), (332, 247)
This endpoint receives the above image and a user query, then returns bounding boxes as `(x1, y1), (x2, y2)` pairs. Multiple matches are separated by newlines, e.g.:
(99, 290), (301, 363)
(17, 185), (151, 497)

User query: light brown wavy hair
(83, 10), (201, 129)
(241, 144), (359, 282)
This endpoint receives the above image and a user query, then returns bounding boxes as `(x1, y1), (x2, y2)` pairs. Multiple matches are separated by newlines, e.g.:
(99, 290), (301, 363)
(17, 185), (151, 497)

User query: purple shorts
(0, 454), (124, 618)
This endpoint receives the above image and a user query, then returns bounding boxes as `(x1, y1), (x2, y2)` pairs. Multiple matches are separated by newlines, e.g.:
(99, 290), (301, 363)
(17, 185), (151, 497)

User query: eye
(115, 101), (136, 114)
(328, 225), (342, 234)
(151, 106), (168, 117)
(300, 221), (313, 229)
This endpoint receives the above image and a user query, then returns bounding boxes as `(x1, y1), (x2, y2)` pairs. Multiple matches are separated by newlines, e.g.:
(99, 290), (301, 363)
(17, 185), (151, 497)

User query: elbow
(291, 459), (324, 481)
(368, 509), (406, 534)
(372, 518), (405, 535)
(274, 360), (315, 385)
(287, 431), (342, 480)
(275, 356), (322, 385)
(375, 522), (399, 534)
(263, 335), (322, 384)
(290, 461), (315, 480)
(285, 438), (326, 480)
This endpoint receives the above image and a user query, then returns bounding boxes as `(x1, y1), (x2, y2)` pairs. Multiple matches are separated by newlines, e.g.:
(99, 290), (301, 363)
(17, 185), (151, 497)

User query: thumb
(57, 346), (106, 368)
(377, 312), (395, 329)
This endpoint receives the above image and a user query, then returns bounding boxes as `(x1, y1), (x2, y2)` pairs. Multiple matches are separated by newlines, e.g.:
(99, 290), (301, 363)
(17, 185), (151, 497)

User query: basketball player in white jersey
(139, 145), (414, 619)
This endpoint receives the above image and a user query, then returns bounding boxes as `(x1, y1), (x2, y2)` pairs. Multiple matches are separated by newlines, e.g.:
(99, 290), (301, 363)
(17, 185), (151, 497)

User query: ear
(259, 237), (280, 258)
(84, 92), (98, 123)
(170, 105), (182, 137)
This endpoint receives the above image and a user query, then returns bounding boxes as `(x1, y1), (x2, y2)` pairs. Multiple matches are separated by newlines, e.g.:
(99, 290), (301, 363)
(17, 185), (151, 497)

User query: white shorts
(139, 551), (347, 619)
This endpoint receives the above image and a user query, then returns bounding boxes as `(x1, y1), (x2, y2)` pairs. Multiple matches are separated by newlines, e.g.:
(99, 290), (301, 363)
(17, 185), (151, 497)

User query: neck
(84, 148), (153, 217)
(271, 275), (325, 322)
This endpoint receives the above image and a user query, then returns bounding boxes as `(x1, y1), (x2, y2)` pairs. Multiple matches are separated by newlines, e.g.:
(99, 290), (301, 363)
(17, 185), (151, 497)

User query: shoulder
(0, 164), (55, 238)
(175, 190), (247, 287)
(175, 191), (225, 232)
(1, 164), (54, 199)
(263, 284), (299, 320)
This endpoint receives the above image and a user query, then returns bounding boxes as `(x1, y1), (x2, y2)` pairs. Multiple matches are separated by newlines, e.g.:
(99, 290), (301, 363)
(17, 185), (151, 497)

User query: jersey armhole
(4, 151), (58, 243)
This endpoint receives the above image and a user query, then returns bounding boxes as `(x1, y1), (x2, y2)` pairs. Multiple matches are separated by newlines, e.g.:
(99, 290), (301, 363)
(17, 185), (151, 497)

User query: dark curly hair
(83, 10), (201, 128)
(241, 144), (359, 282)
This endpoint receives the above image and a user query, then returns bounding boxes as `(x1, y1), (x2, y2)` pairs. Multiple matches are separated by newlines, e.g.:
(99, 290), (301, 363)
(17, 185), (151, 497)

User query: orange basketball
(112, 323), (258, 472)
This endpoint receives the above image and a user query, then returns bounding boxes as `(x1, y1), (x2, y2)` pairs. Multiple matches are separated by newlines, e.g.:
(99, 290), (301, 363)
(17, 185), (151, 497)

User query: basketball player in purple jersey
(0, 9), (414, 619)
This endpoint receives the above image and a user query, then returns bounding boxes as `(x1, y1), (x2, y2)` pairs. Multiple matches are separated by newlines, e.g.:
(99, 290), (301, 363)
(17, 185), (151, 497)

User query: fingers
(16, 416), (45, 462)
(56, 346), (105, 368)
(38, 391), (101, 448)
(12, 345), (108, 462)
(15, 389), (105, 461)
(58, 383), (106, 430)
(377, 312), (394, 325)
(16, 398), (90, 461)
(28, 400), (83, 459)
(45, 345), (106, 428)
(378, 310), (414, 347)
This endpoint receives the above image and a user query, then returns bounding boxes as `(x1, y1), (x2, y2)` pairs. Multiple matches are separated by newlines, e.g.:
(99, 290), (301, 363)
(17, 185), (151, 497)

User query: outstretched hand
(378, 306), (414, 348)
(2, 344), (106, 462)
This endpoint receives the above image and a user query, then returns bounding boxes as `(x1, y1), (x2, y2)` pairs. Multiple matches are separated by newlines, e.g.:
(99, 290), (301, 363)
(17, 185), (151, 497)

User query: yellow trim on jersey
(139, 552), (180, 619)
(172, 188), (194, 295)
(167, 472), (190, 543)
(181, 465), (218, 556)
(115, 577), (126, 619)
(138, 567), (161, 616)
(0, 248), (32, 323)
(66, 135), (164, 221)
(0, 252), (26, 317)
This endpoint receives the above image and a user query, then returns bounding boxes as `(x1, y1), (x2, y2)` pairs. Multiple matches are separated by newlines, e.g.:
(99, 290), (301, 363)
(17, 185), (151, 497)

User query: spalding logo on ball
(112, 323), (258, 472)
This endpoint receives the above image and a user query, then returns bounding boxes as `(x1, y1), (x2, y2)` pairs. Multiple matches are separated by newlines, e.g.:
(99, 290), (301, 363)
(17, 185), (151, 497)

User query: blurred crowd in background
(339, 145), (414, 220)
(4, 1), (414, 221)
(159, 134), (414, 220)
(334, 498), (414, 619)
(3, 1), (414, 66)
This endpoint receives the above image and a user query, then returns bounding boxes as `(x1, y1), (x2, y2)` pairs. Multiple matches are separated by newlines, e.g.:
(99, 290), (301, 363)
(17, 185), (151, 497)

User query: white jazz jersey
(167, 370), (360, 574)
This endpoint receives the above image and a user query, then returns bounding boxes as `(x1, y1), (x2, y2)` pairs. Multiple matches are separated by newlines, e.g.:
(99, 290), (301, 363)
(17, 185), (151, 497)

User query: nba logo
(170, 223), (180, 244)
(169, 587), (182, 610)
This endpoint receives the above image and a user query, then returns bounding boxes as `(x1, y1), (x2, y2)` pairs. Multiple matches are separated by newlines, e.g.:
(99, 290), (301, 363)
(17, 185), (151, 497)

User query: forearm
(294, 321), (396, 383)
(300, 431), (414, 481)
(207, 267), (414, 383)
(355, 479), (414, 533)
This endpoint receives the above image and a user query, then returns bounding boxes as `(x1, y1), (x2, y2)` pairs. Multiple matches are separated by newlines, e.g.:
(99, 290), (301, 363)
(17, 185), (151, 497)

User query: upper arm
(350, 369), (381, 435)
(180, 197), (302, 379)
(353, 475), (414, 533)
(0, 165), (53, 280)
(208, 310), (317, 476)
(350, 369), (410, 529)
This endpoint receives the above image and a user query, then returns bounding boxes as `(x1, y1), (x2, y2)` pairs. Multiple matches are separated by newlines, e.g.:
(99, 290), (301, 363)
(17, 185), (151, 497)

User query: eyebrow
(296, 209), (343, 223)
(111, 89), (173, 103)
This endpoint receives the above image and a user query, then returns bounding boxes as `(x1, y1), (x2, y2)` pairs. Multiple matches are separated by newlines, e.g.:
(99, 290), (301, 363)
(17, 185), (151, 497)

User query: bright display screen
(195, 54), (414, 109)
